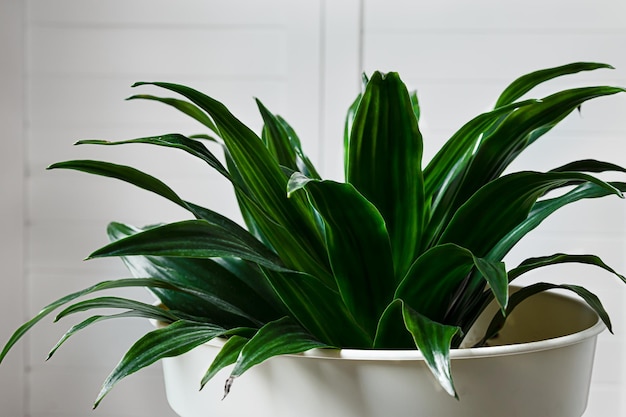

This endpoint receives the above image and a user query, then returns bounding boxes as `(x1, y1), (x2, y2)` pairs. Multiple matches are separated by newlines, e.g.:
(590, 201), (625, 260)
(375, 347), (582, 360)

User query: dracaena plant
(2, 62), (626, 406)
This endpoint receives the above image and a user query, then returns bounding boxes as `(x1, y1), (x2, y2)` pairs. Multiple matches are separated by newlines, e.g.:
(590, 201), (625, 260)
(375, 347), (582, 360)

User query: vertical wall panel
(0, 0), (25, 415)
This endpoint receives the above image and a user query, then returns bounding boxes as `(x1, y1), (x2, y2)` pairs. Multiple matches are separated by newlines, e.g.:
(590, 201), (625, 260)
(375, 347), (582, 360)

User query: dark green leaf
(88, 219), (291, 273)
(94, 320), (239, 408)
(495, 62), (614, 107)
(132, 82), (330, 281)
(261, 268), (372, 347)
(489, 181), (626, 261)
(395, 244), (507, 320)
(346, 71), (425, 276)
(508, 253), (626, 284)
(0, 277), (202, 364)
(440, 171), (622, 258)
(47, 311), (147, 360)
(107, 222), (282, 325)
(225, 317), (328, 397)
(288, 174), (396, 336)
(452, 86), (625, 214)
(200, 335), (248, 390)
(480, 283), (612, 345)
(76, 134), (230, 179)
(401, 302), (459, 398)
(126, 94), (219, 133)
(256, 99), (299, 172)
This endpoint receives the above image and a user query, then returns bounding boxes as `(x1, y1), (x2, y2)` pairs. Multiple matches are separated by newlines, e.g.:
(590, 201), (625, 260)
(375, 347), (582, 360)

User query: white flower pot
(161, 289), (603, 417)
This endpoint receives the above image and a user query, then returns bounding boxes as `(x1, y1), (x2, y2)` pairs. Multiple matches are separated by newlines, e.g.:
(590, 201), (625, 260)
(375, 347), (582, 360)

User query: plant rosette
(1, 62), (625, 416)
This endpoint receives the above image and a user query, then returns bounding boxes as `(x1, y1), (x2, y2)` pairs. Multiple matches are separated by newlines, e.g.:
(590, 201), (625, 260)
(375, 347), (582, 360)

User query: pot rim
(157, 288), (605, 362)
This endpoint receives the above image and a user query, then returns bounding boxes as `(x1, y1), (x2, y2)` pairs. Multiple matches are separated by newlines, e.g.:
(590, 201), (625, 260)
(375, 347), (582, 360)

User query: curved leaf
(508, 253), (626, 284)
(0, 277), (202, 364)
(76, 134), (230, 179)
(225, 317), (328, 397)
(126, 94), (219, 133)
(288, 174), (396, 336)
(490, 181), (626, 261)
(261, 268), (372, 347)
(480, 283), (612, 346)
(401, 302), (459, 398)
(452, 86), (625, 214)
(200, 335), (248, 390)
(495, 62), (613, 107)
(88, 219), (291, 273)
(346, 71), (424, 277)
(107, 222), (282, 326)
(440, 171), (622, 258)
(132, 81), (330, 281)
(395, 243), (507, 321)
(94, 320), (242, 408)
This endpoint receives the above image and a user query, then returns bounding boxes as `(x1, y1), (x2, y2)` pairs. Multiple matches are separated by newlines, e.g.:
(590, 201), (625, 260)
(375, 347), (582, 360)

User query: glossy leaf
(440, 171), (622, 258)
(346, 71), (424, 276)
(0, 277), (211, 364)
(261, 269), (372, 347)
(132, 82), (329, 280)
(76, 134), (230, 179)
(480, 283), (612, 345)
(200, 335), (248, 390)
(402, 302), (459, 398)
(495, 62), (613, 107)
(88, 219), (292, 273)
(288, 174), (395, 336)
(452, 86), (625, 214)
(95, 320), (243, 408)
(107, 222), (282, 326)
(126, 94), (219, 133)
(490, 181), (626, 261)
(508, 253), (626, 284)
(395, 244), (507, 320)
(226, 317), (328, 397)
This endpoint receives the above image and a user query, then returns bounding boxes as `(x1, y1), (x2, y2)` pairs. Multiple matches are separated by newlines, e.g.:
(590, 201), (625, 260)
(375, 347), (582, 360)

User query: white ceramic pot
(161, 289), (603, 417)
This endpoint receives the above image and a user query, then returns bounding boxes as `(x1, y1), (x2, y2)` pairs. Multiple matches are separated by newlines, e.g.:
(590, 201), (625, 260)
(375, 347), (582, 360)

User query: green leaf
(452, 86), (625, 213)
(346, 71), (425, 276)
(495, 62), (614, 107)
(480, 283), (612, 345)
(126, 94), (219, 133)
(508, 253), (626, 284)
(95, 320), (239, 408)
(47, 312), (147, 360)
(276, 115), (321, 179)
(422, 99), (539, 248)
(132, 82), (330, 281)
(261, 268), (372, 347)
(225, 317), (329, 397)
(107, 222), (283, 326)
(256, 99), (299, 172)
(200, 335), (248, 390)
(395, 243), (507, 320)
(0, 277), (203, 364)
(76, 134), (230, 179)
(440, 171), (622, 259)
(88, 219), (292, 273)
(54, 296), (184, 323)
(401, 302), (459, 398)
(489, 181), (626, 261)
(373, 299), (414, 349)
(288, 174), (396, 337)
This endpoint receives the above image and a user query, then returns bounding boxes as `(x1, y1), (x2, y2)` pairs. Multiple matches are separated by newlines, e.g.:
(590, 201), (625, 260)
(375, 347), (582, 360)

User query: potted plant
(1, 62), (625, 416)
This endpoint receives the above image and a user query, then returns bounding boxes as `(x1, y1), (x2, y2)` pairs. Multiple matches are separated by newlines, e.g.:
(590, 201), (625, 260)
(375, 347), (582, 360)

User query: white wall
(0, 0), (25, 416)
(1, 0), (625, 416)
